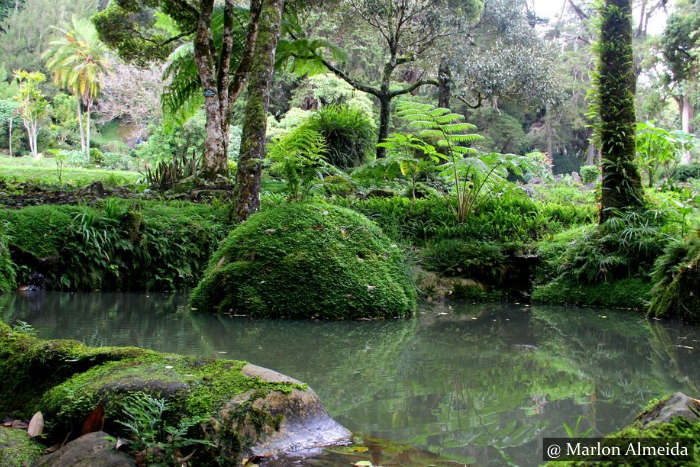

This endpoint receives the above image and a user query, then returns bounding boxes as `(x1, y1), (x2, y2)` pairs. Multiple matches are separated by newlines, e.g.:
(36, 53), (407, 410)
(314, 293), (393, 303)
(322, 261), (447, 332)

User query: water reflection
(2, 293), (699, 466)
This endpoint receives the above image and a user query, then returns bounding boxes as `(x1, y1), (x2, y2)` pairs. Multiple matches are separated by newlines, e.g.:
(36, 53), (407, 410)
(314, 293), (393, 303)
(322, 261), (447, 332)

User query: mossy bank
(191, 202), (417, 319)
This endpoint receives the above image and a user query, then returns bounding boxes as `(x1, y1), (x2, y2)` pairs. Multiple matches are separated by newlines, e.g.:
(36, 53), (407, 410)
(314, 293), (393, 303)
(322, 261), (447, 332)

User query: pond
(2, 292), (700, 466)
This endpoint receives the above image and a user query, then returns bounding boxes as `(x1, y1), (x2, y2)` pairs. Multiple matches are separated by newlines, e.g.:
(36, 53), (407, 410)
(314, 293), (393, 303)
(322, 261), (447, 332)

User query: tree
(660, 0), (700, 163)
(0, 0), (99, 74)
(44, 17), (110, 159)
(595, 0), (644, 221)
(287, 0), (480, 158)
(93, 0), (264, 180)
(13, 70), (48, 158)
(233, 0), (285, 221)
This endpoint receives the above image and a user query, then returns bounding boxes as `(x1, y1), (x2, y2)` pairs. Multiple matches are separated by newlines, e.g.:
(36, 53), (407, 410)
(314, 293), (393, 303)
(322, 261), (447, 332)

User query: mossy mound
(648, 232), (700, 323)
(190, 203), (416, 319)
(0, 233), (15, 293)
(0, 427), (45, 466)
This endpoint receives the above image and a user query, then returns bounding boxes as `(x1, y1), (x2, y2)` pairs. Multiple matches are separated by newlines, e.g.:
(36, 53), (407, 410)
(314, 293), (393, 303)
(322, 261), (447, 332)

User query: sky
(532, 0), (673, 35)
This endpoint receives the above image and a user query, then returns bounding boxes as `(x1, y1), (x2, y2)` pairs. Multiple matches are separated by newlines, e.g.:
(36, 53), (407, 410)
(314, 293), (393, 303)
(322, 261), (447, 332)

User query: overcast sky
(532, 0), (672, 35)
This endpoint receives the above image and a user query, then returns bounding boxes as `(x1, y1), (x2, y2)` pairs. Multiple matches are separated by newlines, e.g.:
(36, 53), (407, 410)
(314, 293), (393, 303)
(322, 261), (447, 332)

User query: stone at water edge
(34, 431), (135, 467)
(638, 392), (700, 428)
(232, 364), (352, 458)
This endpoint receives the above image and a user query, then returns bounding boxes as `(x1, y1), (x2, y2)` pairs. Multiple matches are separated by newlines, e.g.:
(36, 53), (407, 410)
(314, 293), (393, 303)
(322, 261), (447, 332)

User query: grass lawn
(0, 154), (142, 187)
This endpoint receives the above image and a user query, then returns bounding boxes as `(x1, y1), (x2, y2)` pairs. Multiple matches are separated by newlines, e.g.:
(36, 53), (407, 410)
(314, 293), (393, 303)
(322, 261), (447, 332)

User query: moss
(191, 202), (416, 319)
(0, 201), (229, 291)
(0, 427), (45, 466)
(532, 278), (651, 309)
(0, 227), (15, 293)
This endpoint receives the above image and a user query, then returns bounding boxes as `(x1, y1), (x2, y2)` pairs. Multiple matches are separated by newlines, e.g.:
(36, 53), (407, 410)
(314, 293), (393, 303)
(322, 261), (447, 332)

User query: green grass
(0, 155), (141, 187)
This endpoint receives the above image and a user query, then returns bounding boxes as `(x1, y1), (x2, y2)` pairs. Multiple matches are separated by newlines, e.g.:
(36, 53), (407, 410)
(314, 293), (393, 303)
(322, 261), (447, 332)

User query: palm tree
(44, 17), (110, 159)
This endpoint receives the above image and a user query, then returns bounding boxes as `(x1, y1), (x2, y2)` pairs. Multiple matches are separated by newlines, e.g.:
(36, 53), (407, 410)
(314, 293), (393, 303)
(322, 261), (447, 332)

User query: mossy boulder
(0, 427), (45, 466)
(190, 203), (416, 319)
(34, 431), (135, 467)
(0, 320), (350, 463)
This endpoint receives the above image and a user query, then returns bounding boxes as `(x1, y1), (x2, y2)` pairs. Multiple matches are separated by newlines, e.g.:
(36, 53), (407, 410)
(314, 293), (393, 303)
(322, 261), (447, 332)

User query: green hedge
(0, 201), (230, 291)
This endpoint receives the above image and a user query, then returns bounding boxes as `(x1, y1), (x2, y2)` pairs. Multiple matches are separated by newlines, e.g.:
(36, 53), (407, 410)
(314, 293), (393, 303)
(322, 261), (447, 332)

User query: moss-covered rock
(191, 202), (416, 319)
(0, 426), (45, 466)
(34, 431), (135, 467)
(648, 232), (700, 323)
(0, 320), (350, 463)
(0, 228), (15, 293)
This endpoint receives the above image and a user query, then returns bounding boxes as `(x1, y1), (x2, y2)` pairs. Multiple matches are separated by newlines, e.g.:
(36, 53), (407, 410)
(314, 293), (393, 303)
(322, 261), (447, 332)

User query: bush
(0, 201), (229, 291)
(303, 105), (376, 169)
(673, 163), (700, 182)
(580, 164), (599, 184)
(648, 231), (700, 323)
(0, 224), (16, 293)
(421, 239), (509, 283)
(190, 202), (416, 319)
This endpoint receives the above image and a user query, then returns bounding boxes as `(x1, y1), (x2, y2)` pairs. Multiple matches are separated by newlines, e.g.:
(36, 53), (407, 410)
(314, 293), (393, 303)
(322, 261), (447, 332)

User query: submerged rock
(34, 431), (135, 467)
(0, 320), (350, 464)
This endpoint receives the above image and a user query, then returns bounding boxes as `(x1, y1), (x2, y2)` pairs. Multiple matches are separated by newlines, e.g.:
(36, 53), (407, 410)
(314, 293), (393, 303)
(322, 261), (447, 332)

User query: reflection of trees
(4, 295), (700, 467)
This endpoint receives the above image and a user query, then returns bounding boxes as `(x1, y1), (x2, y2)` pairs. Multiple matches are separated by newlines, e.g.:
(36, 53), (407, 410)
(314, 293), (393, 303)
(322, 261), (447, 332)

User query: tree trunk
(438, 57), (451, 109)
(376, 96), (391, 159)
(77, 97), (85, 154)
(8, 117), (12, 157)
(680, 94), (693, 164)
(598, 0), (644, 222)
(86, 97), (92, 161)
(233, 0), (284, 222)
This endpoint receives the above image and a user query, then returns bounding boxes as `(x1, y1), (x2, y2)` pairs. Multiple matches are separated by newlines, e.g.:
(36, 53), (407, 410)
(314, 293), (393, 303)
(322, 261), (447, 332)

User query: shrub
(190, 203), (416, 319)
(421, 239), (509, 283)
(673, 163), (700, 182)
(303, 105), (376, 169)
(580, 165), (599, 184)
(648, 231), (700, 323)
(0, 223), (16, 293)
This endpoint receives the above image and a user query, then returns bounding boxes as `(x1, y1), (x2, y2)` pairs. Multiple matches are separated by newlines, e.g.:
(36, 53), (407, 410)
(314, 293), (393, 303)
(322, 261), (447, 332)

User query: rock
(0, 320), (351, 464)
(638, 392), (700, 428)
(230, 364), (351, 458)
(34, 432), (135, 467)
(0, 426), (45, 466)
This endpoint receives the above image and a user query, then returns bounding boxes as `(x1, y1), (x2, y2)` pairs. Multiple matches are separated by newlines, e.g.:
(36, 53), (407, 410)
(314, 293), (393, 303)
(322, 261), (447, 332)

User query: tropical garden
(0, 0), (699, 465)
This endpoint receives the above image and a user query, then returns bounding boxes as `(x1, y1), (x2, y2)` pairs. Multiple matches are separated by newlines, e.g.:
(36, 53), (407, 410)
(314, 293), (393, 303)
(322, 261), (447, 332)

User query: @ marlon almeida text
(543, 438), (694, 462)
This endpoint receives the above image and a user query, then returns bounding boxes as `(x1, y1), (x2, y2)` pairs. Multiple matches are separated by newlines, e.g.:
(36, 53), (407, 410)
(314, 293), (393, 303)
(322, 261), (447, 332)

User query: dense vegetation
(0, 0), (699, 464)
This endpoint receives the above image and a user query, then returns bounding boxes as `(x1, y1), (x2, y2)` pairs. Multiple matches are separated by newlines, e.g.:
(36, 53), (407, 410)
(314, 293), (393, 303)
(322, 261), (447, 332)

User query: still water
(2, 292), (700, 466)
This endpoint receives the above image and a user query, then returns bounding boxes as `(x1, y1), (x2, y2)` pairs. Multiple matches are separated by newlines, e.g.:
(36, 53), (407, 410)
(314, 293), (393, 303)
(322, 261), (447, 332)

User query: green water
(2, 292), (700, 466)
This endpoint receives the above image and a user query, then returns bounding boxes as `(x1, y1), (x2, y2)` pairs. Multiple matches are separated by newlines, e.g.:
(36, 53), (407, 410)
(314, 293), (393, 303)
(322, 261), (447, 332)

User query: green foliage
(144, 151), (200, 191)
(0, 426), (45, 466)
(421, 239), (510, 284)
(0, 222), (16, 293)
(267, 126), (330, 201)
(289, 73), (375, 117)
(376, 132), (438, 200)
(636, 122), (683, 187)
(0, 201), (229, 291)
(674, 163), (700, 182)
(190, 202), (416, 319)
(539, 210), (675, 286)
(532, 277), (651, 309)
(302, 105), (376, 169)
(393, 101), (536, 222)
(648, 231), (700, 323)
(580, 165), (599, 184)
(117, 392), (213, 466)
(13, 70), (48, 157)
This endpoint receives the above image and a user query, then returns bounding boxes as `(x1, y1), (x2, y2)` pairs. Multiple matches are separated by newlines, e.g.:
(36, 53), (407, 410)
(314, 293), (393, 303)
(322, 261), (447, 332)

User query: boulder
(638, 392), (700, 428)
(190, 203), (416, 319)
(34, 432), (135, 467)
(0, 320), (350, 464)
